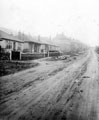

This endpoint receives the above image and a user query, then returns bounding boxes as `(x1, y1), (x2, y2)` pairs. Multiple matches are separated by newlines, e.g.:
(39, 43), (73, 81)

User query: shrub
(0, 47), (10, 60)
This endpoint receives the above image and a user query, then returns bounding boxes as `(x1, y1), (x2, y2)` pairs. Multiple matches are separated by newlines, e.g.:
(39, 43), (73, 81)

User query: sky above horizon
(0, 0), (99, 46)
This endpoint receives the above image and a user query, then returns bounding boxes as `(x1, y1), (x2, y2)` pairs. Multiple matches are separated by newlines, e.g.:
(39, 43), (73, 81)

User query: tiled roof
(0, 30), (59, 47)
(24, 40), (41, 44)
(0, 30), (23, 43)
(39, 36), (54, 45)
(23, 35), (42, 44)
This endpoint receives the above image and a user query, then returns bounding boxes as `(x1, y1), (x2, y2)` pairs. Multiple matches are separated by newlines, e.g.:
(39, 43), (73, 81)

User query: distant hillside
(52, 33), (88, 53)
(0, 27), (18, 35)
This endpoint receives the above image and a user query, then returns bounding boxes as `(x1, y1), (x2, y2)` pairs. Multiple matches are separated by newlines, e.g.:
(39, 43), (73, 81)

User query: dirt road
(0, 49), (99, 120)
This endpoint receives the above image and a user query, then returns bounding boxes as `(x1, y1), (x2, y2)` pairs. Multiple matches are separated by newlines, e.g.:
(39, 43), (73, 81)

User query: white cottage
(0, 30), (23, 60)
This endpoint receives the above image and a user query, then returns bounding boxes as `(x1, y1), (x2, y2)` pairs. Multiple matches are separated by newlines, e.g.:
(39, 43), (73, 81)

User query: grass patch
(0, 60), (39, 76)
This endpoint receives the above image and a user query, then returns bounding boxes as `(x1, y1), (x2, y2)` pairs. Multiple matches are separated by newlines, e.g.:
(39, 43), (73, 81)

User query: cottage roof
(23, 35), (42, 44)
(39, 36), (59, 47)
(0, 30), (23, 43)
(39, 36), (53, 45)
(24, 40), (41, 44)
(0, 30), (59, 47)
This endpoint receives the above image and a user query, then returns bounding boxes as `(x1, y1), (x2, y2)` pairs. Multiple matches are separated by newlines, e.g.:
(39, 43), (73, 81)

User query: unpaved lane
(74, 50), (99, 120)
(0, 50), (98, 120)
(52, 50), (99, 120)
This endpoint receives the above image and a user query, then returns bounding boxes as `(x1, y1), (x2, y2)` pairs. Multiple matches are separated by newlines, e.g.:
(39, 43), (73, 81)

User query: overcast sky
(0, 0), (99, 46)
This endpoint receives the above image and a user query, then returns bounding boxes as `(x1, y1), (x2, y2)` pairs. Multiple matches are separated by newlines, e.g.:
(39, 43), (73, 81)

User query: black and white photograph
(0, 0), (99, 120)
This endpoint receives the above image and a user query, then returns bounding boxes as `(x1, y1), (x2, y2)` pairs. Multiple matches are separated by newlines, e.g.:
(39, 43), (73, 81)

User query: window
(6, 41), (12, 49)
(17, 43), (22, 51)
(34, 44), (38, 52)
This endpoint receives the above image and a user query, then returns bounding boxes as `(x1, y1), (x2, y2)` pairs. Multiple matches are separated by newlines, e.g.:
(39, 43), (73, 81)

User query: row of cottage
(0, 30), (60, 60)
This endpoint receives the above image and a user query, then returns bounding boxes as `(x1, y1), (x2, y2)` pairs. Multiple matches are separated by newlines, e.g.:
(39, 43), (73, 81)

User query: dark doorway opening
(12, 51), (20, 60)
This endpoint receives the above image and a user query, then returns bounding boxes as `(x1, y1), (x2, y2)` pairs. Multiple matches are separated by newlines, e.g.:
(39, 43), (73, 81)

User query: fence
(0, 47), (61, 61)
(21, 53), (45, 60)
